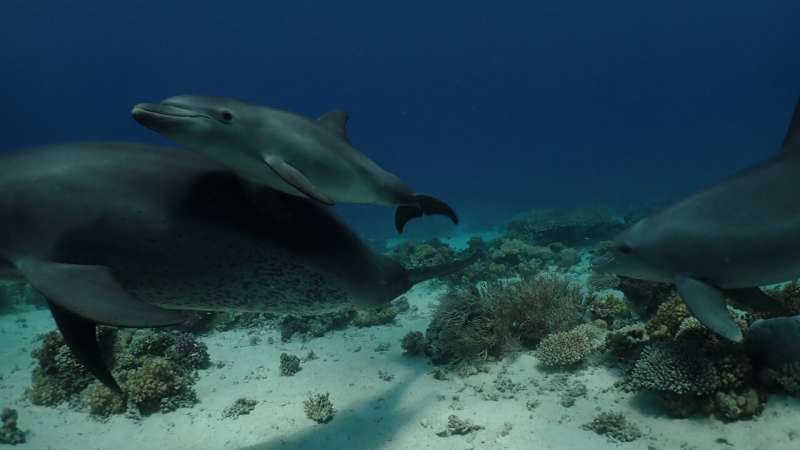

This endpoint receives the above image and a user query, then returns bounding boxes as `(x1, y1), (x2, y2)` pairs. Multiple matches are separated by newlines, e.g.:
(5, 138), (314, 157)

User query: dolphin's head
(132, 95), (256, 151)
(591, 220), (672, 282)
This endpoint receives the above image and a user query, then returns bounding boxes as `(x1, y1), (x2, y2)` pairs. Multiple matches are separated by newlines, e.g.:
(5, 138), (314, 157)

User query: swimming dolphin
(0, 142), (478, 392)
(592, 98), (800, 342)
(131, 96), (458, 233)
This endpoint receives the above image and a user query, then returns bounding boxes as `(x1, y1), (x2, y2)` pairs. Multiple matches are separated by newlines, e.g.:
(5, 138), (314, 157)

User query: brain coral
(631, 342), (718, 395)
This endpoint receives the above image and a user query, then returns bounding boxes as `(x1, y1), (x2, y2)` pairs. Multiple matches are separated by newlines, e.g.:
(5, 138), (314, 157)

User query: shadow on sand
(238, 356), (433, 450)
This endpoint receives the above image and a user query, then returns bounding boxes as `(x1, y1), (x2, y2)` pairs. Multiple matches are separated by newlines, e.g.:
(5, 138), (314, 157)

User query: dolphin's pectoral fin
(317, 110), (350, 143)
(394, 194), (459, 233)
(47, 300), (122, 393)
(780, 97), (800, 151)
(261, 154), (335, 206)
(674, 275), (743, 342)
(16, 259), (187, 327)
(724, 287), (791, 315)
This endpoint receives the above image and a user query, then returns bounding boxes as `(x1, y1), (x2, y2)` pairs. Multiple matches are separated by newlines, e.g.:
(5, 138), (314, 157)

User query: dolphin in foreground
(593, 98), (800, 342)
(131, 96), (458, 233)
(0, 142), (478, 392)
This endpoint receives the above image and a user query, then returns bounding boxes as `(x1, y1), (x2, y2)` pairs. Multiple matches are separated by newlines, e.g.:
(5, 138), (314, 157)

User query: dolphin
(0, 142), (478, 392)
(131, 96), (458, 233)
(592, 98), (800, 342)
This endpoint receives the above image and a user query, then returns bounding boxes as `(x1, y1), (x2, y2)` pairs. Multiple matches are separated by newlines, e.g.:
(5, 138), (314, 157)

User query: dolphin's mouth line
(132, 103), (213, 121)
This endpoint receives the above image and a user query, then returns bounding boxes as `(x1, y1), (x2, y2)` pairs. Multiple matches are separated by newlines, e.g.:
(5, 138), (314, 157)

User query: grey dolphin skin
(131, 96), (458, 233)
(0, 142), (478, 392)
(593, 98), (800, 342)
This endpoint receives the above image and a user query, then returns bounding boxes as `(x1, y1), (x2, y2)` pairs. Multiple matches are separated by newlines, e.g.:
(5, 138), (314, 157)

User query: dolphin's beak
(131, 103), (209, 131)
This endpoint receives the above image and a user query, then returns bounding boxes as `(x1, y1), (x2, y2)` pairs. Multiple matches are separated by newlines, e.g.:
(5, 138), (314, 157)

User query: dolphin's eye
(220, 111), (234, 122)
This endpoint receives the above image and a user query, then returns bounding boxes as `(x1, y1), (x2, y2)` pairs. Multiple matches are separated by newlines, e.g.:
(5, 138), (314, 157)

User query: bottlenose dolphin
(131, 96), (458, 233)
(0, 142), (477, 391)
(593, 98), (800, 342)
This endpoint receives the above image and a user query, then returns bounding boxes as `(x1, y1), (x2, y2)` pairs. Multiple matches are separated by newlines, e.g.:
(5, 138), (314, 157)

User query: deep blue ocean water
(1, 0), (798, 236)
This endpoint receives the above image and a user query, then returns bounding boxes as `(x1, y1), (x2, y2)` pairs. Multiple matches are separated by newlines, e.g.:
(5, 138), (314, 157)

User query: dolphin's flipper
(780, 97), (800, 150)
(262, 154), (336, 206)
(724, 287), (791, 315)
(47, 301), (122, 393)
(16, 260), (187, 327)
(674, 275), (743, 342)
(408, 251), (482, 284)
(394, 194), (459, 233)
(317, 110), (350, 143)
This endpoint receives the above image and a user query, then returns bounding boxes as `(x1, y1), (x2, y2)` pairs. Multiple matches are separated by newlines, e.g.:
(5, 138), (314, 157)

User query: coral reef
(279, 353), (302, 376)
(435, 415), (484, 437)
(581, 411), (641, 443)
(352, 304), (398, 327)
(303, 392), (335, 424)
(589, 294), (630, 324)
(536, 323), (605, 368)
(389, 239), (454, 269)
(604, 324), (647, 365)
(644, 295), (690, 339)
(124, 357), (198, 415)
(400, 331), (427, 355)
(222, 398), (258, 419)
(425, 290), (502, 364)
(426, 275), (586, 365)
(616, 277), (675, 316)
(630, 342), (718, 396)
(27, 328), (210, 416)
(280, 310), (356, 341)
(0, 408), (25, 445)
(711, 388), (763, 420)
(586, 272), (620, 292)
(506, 207), (623, 246)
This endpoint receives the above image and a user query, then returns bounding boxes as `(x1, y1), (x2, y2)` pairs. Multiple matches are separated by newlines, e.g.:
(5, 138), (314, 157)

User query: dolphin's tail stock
(407, 251), (482, 285)
(394, 194), (459, 233)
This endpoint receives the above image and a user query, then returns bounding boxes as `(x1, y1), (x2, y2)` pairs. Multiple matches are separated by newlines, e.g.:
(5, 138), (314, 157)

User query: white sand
(2, 281), (800, 450)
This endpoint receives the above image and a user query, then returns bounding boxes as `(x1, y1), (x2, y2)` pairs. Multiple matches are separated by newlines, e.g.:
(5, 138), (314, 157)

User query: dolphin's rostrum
(0, 142), (478, 392)
(593, 97), (800, 342)
(131, 95), (459, 233)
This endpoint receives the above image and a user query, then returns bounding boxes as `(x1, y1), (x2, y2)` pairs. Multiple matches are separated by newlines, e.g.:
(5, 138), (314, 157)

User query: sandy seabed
(2, 270), (800, 450)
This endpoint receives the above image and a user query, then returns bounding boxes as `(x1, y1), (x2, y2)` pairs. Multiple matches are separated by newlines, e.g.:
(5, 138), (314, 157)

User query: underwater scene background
(1, 1), (800, 449)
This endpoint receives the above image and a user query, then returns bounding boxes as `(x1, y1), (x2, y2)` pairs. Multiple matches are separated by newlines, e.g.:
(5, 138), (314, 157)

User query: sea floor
(2, 275), (800, 450)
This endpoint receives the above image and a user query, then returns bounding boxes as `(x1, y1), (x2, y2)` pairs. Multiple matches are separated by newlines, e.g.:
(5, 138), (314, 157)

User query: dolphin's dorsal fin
(780, 97), (800, 152)
(318, 110), (350, 143)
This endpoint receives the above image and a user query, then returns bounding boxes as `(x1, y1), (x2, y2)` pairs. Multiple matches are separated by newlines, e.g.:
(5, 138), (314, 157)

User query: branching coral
(425, 290), (502, 364)
(303, 392), (335, 424)
(644, 295), (690, 339)
(0, 408), (25, 445)
(581, 411), (642, 443)
(536, 323), (606, 368)
(631, 342), (718, 396)
(279, 353), (302, 376)
(589, 295), (630, 323)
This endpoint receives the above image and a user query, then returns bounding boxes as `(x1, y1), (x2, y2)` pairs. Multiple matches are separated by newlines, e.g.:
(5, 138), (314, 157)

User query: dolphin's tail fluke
(394, 194), (459, 233)
(408, 251), (481, 285)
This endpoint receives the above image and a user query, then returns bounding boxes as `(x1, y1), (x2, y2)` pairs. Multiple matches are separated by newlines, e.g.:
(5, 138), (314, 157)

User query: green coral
(123, 357), (198, 415)
(303, 392), (335, 424)
(279, 353), (302, 376)
(0, 408), (26, 445)
(644, 295), (690, 339)
(352, 304), (398, 327)
(711, 388), (763, 420)
(81, 382), (127, 417)
(400, 331), (427, 355)
(582, 411), (641, 443)
(222, 398), (258, 419)
(589, 295), (630, 323)
(425, 290), (502, 364)
(27, 331), (93, 406)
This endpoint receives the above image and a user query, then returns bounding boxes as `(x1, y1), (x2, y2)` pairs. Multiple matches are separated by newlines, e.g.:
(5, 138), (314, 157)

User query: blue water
(2, 1), (799, 236)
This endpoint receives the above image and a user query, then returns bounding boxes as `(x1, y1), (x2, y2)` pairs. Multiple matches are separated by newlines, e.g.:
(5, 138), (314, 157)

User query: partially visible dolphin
(592, 98), (800, 342)
(131, 96), (458, 233)
(0, 142), (478, 391)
